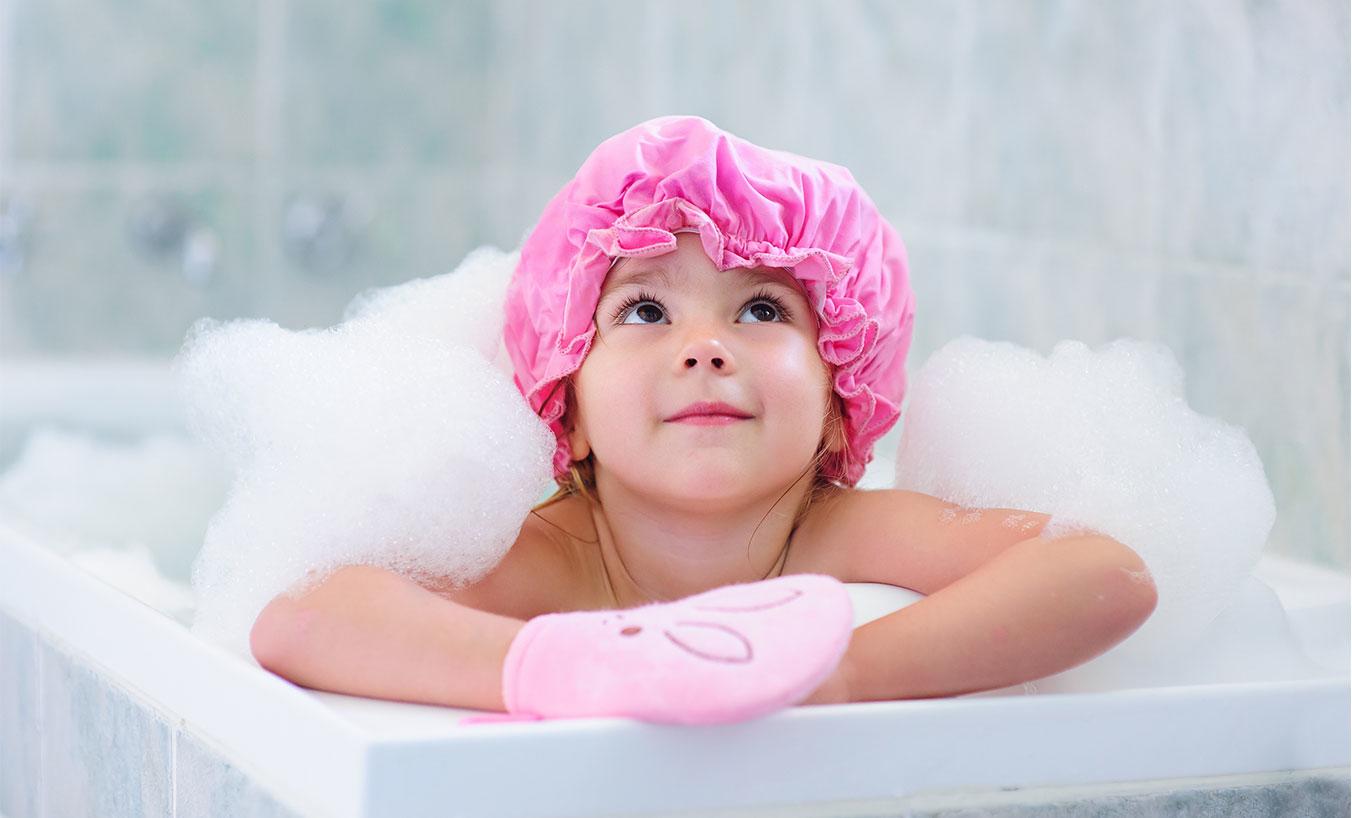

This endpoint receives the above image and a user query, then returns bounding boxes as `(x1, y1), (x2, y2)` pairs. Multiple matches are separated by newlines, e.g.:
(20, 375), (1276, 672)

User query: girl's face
(568, 232), (834, 506)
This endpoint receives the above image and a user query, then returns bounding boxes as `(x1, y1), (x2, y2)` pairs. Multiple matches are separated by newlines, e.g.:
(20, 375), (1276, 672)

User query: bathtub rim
(3, 518), (1350, 818)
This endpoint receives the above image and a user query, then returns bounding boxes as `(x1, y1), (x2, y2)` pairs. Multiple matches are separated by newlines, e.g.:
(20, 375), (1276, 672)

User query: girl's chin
(655, 461), (792, 499)
(598, 445), (812, 498)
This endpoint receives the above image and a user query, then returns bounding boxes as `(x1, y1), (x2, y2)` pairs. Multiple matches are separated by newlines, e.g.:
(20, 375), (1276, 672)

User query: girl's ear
(825, 421), (844, 454)
(824, 397), (847, 454)
(567, 421), (591, 461)
(562, 382), (591, 461)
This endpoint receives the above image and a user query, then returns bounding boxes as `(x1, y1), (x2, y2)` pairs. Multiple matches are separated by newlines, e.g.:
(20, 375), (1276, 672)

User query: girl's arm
(839, 533), (1157, 702)
(250, 564), (526, 711)
(250, 514), (582, 711)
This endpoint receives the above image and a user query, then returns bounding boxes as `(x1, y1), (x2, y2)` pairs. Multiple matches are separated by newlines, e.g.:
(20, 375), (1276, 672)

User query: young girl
(249, 116), (1157, 725)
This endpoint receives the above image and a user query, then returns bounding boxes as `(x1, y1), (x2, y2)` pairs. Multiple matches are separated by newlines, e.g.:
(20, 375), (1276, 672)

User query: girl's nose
(679, 337), (735, 373)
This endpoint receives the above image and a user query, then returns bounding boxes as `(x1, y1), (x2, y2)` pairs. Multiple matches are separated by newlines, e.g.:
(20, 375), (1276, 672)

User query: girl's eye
(610, 289), (793, 326)
(614, 294), (667, 325)
(740, 297), (789, 324)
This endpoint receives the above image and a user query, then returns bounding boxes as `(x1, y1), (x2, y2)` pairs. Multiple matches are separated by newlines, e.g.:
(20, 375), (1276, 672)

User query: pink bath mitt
(462, 573), (854, 726)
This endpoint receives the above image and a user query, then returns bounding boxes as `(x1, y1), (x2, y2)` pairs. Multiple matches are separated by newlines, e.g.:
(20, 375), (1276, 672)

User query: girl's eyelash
(609, 288), (793, 325)
(608, 291), (658, 324)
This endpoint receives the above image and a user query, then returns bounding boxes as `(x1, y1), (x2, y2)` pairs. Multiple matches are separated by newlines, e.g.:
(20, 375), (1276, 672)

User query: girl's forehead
(604, 254), (800, 296)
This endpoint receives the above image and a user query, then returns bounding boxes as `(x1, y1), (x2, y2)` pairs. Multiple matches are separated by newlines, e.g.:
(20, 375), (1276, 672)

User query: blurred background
(0, 1), (1347, 570)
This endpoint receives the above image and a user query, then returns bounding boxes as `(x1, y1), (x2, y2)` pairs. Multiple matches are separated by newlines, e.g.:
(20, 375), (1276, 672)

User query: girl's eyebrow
(602, 265), (675, 295)
(601, 264), (798, 298)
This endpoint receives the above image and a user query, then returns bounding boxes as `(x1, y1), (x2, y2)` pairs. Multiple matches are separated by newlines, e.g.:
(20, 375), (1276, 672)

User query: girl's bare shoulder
(782, 484), (862, 580)
(526, 494), (615, 610)
(422, 494), (607, 618)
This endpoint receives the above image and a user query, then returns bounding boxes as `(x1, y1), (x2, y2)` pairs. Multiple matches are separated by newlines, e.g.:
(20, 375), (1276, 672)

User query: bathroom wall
(0, 608), (304, 817)
(0, 0), (1346, 569)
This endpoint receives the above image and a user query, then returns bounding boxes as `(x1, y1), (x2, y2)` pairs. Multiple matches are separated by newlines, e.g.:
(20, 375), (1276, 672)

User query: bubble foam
(894, 336), (1277, 682)
(176, 246), (554, 661)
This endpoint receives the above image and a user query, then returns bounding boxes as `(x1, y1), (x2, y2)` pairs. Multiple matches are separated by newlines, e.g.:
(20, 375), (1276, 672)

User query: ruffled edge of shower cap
(503, 115), (915, 487)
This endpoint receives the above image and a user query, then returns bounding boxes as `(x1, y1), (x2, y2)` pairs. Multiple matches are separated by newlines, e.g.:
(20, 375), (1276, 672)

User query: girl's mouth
(668, 415), (749, 426)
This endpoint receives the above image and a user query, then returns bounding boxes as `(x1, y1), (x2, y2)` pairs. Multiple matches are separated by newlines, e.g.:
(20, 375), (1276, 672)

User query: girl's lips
(666, 401), (754, 421)
(668, 414), (748, 426)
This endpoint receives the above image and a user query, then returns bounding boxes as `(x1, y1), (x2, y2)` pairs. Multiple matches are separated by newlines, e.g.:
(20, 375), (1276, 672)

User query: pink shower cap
(502, 115), (914, 487)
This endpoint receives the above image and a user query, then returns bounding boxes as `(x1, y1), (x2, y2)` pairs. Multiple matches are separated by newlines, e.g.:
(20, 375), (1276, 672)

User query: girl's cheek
(768, 343), (825, 380)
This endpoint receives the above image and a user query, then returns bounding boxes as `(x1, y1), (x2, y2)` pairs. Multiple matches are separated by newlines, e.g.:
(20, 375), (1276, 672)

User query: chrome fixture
(127, 192), (191, 257)
(282, 192), (363, 273)
(125, 192), (219, 286)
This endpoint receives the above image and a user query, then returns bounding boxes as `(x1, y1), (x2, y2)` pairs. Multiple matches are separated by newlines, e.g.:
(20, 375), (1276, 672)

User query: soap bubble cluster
(893, 336), (1284, 690)
(0, 428), (230, 612)
(176, 247), (555, 661)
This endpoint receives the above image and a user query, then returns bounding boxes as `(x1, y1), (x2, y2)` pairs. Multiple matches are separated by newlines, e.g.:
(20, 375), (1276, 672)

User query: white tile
(0, 610), (42, 818)
(39, 642), (171, 817)
(174, 729), (301, 818)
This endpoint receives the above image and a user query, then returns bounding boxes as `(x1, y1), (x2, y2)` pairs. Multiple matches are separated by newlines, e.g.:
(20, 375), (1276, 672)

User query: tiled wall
(0, 608), (303, 817)
(0, 1), (1346, 568)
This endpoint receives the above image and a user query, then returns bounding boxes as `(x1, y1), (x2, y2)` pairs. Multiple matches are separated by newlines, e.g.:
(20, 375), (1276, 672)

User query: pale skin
(251, 231), (1159, 712)
(564, 231), (840, 608)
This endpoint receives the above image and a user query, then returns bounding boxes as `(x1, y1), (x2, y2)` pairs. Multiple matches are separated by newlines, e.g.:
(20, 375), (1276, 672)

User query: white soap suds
(0, 429), (231, 583)
(893, 336), (1281, 689)
(175, 246), (554, 662)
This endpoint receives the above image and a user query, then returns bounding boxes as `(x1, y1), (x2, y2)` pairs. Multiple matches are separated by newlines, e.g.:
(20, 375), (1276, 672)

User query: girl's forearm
(251, 565), (525, 712)
(840, 534), (1157, 703)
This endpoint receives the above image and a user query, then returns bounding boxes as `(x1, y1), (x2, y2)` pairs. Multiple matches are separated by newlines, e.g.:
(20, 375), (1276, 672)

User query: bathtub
(1, 359), (1348, 818)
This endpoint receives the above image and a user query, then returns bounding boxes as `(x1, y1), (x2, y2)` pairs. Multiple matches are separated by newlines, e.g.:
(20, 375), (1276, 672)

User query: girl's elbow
(1129, 575), (1159, 626)
(251, 596), (308, 670)
(1095, 537), (1158, 619)
(1081, 535), (1158, 634)
(1109, 560), (1159, 634)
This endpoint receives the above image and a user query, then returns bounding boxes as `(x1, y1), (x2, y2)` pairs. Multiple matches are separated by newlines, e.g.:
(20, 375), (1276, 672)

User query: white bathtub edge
(0, 522), (371, 818)
(3, 517), (1349, 818)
